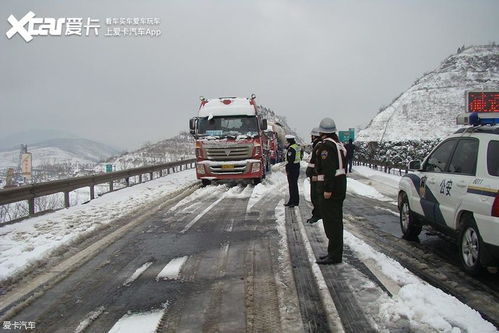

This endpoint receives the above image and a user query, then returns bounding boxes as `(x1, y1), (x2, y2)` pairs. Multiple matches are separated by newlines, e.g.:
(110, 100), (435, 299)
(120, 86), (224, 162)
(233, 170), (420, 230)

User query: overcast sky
(1, 0), (498, 150)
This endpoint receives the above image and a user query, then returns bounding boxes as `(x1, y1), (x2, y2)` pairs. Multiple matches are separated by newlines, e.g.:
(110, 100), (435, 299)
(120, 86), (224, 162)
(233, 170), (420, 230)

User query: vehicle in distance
(189, 95), (269, 186)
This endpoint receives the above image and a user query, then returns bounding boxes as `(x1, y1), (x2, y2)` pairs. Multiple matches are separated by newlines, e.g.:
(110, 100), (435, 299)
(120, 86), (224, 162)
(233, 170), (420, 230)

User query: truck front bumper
(195, 160), (263, 180)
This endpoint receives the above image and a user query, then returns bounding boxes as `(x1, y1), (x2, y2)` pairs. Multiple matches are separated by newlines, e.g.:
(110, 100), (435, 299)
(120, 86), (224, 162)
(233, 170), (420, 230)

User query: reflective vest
(286, 144), (301, 164)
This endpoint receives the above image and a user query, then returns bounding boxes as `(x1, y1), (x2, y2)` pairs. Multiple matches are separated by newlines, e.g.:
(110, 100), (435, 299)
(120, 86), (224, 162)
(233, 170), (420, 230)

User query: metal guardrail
(0, 159), (196, 219)
(354, 158), (409, 176)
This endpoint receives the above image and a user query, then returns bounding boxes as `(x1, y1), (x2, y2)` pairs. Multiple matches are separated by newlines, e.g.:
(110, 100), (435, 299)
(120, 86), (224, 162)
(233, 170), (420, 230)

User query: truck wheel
(252, 178), (261, 185)
(201, 179), (211, 187)
(399, 193), (422, 240)
(459, 215), (482, 275)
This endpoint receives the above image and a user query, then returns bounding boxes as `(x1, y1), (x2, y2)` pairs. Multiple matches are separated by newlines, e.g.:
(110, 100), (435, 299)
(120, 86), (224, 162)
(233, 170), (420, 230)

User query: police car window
(424, 139), (457, 173)
(448, 139), (478, 175)
(487, 140), (499, 176)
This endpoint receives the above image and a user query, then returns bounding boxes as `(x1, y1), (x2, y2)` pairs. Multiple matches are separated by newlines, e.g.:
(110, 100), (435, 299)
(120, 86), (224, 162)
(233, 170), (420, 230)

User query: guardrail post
(139, 174), (142, 183)
(125, 177), (130, 187)
(149, 172), (153, 180)
(64, 191), (70, 208)
(28, 198), (35, 215)
(90, 185), (95, 200)
(160, 170), (163, 177)
(109, 181), (114, 192)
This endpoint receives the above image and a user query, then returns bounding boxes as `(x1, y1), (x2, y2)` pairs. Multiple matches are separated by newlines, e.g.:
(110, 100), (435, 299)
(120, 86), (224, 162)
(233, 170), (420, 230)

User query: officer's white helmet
(310, 128), (320, 137)
(285, 134), (295, 140)
(318, 118), (337, 134)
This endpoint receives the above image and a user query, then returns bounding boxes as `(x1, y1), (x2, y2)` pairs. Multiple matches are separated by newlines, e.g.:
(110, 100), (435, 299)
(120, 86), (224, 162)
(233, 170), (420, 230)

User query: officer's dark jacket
(306, 138), (322, 178)
(345, 142), (355, 159)
(316, 138), (347, 200)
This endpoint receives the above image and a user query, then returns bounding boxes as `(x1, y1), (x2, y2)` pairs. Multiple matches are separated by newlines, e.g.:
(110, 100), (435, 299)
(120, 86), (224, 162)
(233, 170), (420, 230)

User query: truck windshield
(197, 116), (259, 138)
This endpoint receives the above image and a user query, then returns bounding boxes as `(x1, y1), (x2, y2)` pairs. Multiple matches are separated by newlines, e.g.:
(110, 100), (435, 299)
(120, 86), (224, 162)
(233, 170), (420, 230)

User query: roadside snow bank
(0, 169), (196, 282)
(344, 231), (496, 333)
(347, 177), (391, 201)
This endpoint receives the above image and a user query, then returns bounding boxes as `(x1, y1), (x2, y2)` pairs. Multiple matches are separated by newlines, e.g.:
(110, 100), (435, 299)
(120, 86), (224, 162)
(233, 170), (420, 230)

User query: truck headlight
(196, 164), (206, 174)
(251, 162), (261, 173)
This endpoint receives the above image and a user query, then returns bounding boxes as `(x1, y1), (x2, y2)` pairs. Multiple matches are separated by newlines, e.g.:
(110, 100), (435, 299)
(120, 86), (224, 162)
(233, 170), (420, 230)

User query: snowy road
(0, 165), (497, 332)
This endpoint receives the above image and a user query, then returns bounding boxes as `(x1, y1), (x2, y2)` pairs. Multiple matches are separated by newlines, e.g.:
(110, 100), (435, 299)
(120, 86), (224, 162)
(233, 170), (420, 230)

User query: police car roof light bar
(456, 112), (499, 126)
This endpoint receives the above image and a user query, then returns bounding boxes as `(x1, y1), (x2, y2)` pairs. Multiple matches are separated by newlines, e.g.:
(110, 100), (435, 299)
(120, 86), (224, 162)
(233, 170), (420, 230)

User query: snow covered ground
(0, 164), (496, 332)
(0, 169), (197, 281)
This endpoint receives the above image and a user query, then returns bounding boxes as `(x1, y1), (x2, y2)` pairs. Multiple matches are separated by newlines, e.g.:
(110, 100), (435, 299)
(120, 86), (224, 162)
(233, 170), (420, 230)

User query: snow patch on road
(353, 166), (401, 189)
(75, 306), (105, 333)
(107, 309), (164, 333)
(344, 231), (497, 333)
(347, 177), (391, 201)
(247, 166), (287, 211)
(303, 178), (311, 203)
(123, 262), (153, 286)
(169, 184), (227, 212)
(274, 200), (305, 333)
(156, 256), (188, 281)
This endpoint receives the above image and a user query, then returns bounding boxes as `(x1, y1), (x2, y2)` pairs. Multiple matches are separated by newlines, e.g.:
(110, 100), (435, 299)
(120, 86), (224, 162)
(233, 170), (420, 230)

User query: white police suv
(398, 109), (499, 275)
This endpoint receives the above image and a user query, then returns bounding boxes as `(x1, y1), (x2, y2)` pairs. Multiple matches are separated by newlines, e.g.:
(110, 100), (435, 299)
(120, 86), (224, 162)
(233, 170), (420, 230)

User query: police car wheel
(399, 193), (422, 240)
(459, 216), (482, 275)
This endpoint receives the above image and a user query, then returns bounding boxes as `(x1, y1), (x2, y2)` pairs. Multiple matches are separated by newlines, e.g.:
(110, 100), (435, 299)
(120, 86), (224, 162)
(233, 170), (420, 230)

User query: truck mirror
(261, 119), (268, 130)
(408, 160), (421, 170)
(189, 118), (196, 135)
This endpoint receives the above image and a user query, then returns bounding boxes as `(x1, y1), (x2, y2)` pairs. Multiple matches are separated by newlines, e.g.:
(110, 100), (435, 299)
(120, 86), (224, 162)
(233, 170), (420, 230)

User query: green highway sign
(339, 128), (355, 142)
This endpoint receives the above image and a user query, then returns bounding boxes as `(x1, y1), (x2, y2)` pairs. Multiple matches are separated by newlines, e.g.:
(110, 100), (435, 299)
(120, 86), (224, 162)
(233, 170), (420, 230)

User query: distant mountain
(357, 45), (499, 142)
(0, 138), (122, 170)
(0, 129), (79, 151)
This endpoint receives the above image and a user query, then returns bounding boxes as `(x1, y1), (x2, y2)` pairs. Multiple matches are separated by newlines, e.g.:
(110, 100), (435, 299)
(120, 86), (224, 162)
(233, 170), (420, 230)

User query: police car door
(437, 138), (479, 229)
(421, 139), (458, 225)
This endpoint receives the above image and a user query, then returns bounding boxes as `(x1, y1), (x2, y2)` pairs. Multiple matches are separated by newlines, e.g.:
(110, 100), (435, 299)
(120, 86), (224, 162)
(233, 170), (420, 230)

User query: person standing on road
(315, 118), (347, 265)
(345, 138), (355, 174)
(305, 128), (322, 223)
(284, 134), (301, 207)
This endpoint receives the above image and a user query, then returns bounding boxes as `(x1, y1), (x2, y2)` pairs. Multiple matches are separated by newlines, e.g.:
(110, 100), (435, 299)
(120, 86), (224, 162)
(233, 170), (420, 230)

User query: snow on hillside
(106, 132), (196, 170)
(0, 146), (95, 170)
(0, 138), (120, 170)
(357, 45), (499, 142)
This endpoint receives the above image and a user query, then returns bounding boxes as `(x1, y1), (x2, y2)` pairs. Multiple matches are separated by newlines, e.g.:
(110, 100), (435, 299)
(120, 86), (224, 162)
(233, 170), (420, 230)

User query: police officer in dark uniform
(305, 128), (322, 223)
(315, 118), (347, 265)
(284, 134), (301, 207)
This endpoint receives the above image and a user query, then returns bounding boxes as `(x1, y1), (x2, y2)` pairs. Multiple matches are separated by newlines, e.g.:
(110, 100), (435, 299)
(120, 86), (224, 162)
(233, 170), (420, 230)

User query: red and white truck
(189, 95), (269, 186)
(265, 121), (286, 165)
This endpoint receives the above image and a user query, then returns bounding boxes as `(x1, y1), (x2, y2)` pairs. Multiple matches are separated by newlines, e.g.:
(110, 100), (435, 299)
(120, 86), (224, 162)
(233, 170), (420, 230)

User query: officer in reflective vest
(315, 118), (347, 265)
(305, 127), (323, 223)
(284, 134), (301, 207)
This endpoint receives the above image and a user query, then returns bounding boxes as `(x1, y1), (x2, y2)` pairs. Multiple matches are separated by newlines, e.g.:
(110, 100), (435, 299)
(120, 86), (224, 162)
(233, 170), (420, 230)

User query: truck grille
(209, 164), (247, 174)
(205, 144), (253, 160)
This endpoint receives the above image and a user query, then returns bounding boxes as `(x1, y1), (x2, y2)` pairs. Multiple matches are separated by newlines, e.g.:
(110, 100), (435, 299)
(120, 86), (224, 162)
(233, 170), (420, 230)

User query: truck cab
(189, 95), (268, 185)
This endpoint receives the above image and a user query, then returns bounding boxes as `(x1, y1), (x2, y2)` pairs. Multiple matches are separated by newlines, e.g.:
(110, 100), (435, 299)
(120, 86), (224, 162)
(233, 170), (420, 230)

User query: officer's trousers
(320, 198), (344, 261)
(311, 180), (321, 218)
(286, 167), (300, 205)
